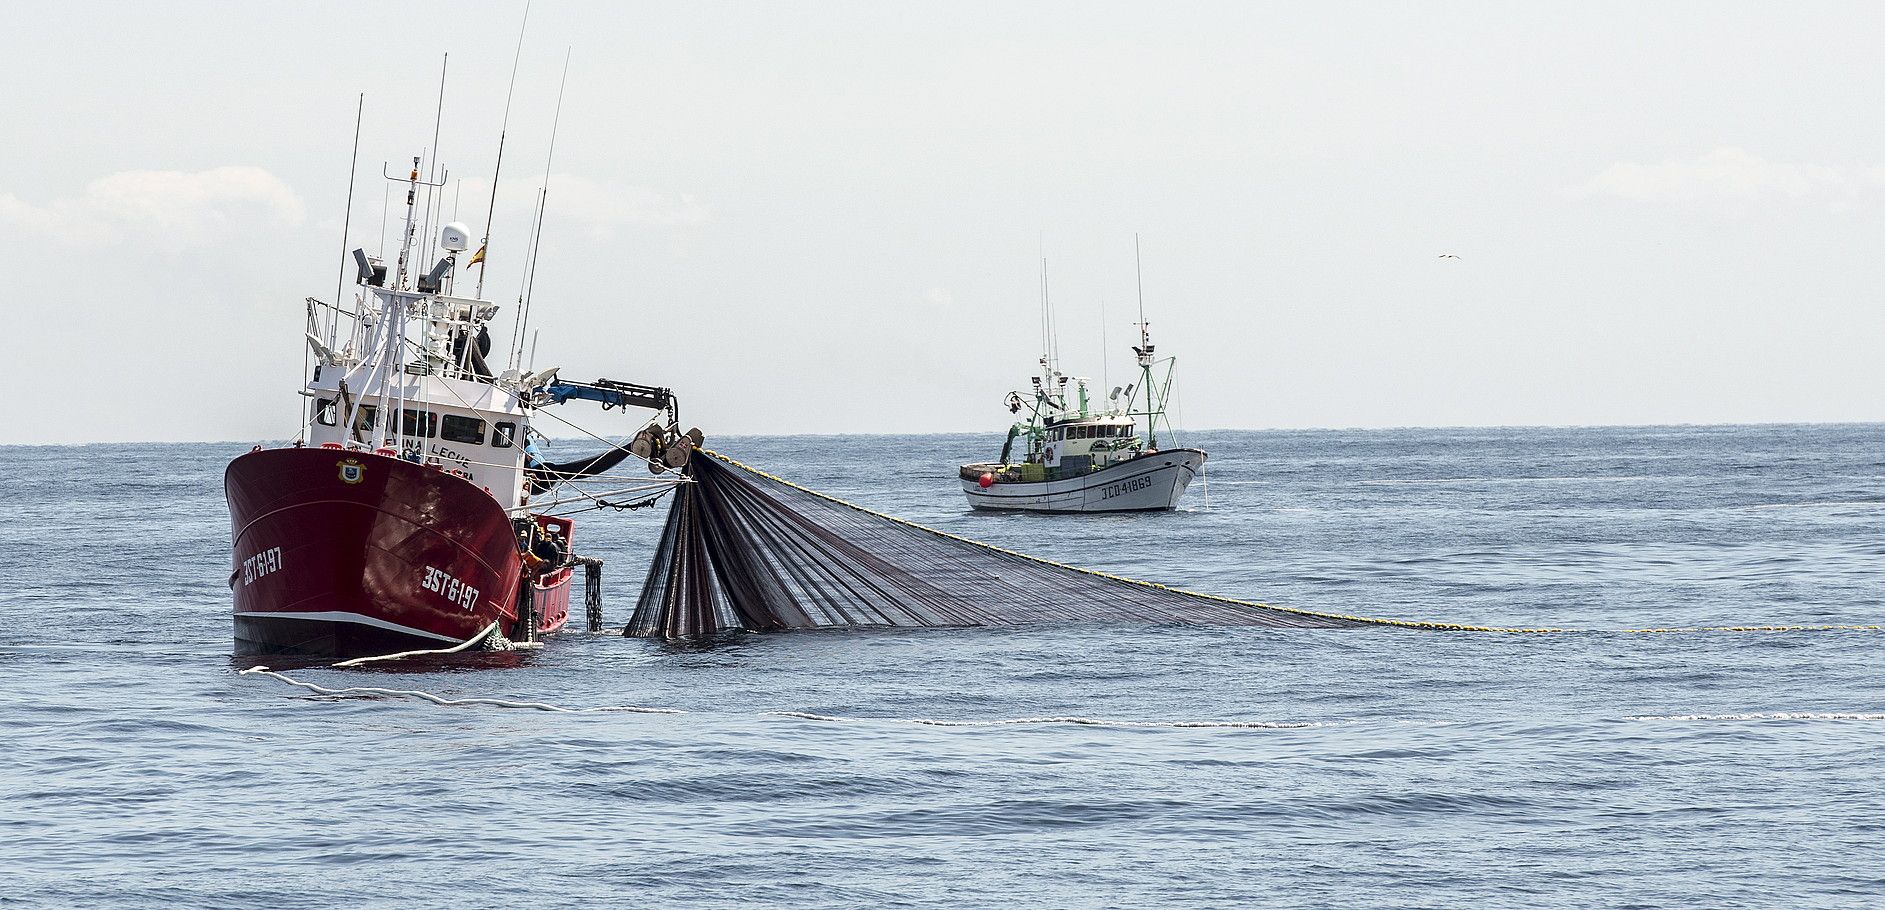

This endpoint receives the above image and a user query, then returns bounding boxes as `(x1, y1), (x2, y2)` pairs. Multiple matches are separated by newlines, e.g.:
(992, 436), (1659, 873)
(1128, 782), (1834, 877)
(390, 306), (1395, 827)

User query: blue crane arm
(544, 378), (675, 413)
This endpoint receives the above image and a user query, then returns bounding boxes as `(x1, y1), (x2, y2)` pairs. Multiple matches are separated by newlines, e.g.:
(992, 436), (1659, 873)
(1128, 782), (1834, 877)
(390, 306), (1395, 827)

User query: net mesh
(626, 451), (1393, 639)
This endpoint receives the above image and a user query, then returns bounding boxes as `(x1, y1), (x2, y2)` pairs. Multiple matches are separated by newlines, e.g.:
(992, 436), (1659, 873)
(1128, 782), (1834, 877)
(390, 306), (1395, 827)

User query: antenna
(1100, 296), (1108, 398)
(331, 93), (363, 338)
(476, 0), (532, 298)
(1039, 257), (1050, 369)
(1037, 256), (1060, 377)
(1134, 232), (1146, 328)
(1035, 232), (1058, 380)
(421, 53), (447, 262)
(512, 46), (571, 371)
(316, 93), (364, 436)
(1132, 233), (1160, 449)
(378, 182), (389, 258)
(385, 158), (447, 289)
(508, 187), (546, 370)
(1047, 259), (1058, 370)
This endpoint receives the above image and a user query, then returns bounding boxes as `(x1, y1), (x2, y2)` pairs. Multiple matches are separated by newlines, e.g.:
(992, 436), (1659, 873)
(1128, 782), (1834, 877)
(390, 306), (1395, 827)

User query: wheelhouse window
(493, 422), (518, 448)
(315, 398), (337, 427)
(441, 414), (486, 445)
(400, 409), (438, 438)
(354, 405), (377, 432)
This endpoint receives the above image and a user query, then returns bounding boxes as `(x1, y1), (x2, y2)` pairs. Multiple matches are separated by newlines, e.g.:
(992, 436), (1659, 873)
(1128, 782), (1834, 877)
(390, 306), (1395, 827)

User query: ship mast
(1133, 234), (1158, 449)
(1034, 256), (1070, 413)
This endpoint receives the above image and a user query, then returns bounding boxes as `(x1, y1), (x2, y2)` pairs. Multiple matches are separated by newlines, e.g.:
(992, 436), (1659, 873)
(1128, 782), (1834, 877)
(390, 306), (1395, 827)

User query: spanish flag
(465, 243), (486, 268)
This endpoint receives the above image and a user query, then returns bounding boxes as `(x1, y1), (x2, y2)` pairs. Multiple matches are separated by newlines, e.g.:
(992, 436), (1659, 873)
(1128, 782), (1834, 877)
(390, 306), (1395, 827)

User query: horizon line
(5, 417), (1882, 448)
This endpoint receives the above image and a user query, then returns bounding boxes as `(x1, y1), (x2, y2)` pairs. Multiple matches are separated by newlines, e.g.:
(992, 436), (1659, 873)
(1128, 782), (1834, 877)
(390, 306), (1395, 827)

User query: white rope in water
(234, 655), (1393, 728)
(240, 629), (1337, 726)
(331, 621), (499, 667)
(242, 622), (686, 714)
(237, 667), (1333, 725)
(237, 667), (684, 714)
(764, 710), (1334, 729)
(1630, 712), (1885, 722)
(236, 668), (1885, 729)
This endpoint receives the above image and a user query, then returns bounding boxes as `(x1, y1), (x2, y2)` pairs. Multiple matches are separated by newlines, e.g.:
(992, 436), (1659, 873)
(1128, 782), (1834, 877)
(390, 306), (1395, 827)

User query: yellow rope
(698, 448), (1883, 636)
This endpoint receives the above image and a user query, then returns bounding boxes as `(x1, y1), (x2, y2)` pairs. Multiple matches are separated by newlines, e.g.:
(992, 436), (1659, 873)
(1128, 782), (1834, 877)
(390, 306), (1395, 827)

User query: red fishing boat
(228, 135), (692, 658)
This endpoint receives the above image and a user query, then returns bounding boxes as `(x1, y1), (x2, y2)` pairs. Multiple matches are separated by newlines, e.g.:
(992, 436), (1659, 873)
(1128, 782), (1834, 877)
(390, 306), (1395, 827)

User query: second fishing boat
(960, 247), (1206, 512)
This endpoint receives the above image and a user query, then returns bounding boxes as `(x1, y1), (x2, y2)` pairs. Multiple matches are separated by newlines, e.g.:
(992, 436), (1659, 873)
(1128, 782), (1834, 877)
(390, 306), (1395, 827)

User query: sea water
(4, 425), (1883, 908)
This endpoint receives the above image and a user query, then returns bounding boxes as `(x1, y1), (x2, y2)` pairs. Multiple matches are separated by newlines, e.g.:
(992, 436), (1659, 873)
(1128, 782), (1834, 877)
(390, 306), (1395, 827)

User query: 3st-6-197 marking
(422, 566), (480, 611)
(241, 547), (282, 585)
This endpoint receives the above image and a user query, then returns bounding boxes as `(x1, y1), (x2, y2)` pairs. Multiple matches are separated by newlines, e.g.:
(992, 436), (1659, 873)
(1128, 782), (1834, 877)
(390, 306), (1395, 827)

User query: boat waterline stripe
(965, 478), (1182, 501)
(235, 610), (462, 643)
(964, 460), (1194, 499)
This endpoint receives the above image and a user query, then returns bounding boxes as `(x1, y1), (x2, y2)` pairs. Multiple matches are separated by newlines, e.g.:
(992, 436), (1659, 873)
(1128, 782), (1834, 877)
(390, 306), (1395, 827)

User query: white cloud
(0, 166), (305, 245)
(1574, 148), (1855, 208)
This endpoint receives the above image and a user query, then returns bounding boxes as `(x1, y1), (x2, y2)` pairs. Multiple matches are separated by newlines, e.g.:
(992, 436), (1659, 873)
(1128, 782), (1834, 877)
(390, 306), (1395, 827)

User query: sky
(3, 1), (1884, 444)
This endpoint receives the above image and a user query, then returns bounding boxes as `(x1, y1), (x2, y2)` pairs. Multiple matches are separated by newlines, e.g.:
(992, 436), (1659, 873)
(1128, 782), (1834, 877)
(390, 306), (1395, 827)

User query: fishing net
(626, 451), (1399, 639)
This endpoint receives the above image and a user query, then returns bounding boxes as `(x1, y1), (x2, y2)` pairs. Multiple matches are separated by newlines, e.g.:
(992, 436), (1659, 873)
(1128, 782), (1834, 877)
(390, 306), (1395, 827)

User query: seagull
(1438, 253), (1462, 259)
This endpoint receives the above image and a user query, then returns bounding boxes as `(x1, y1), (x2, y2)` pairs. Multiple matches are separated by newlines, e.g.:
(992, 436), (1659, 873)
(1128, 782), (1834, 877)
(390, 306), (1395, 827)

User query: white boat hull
(961, 449), (1206, 512)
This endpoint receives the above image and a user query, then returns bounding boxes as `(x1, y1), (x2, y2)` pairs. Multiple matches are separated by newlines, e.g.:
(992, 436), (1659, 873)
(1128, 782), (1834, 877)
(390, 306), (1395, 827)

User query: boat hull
(226, 447), (532, 657)
(961, 448), (1207, 512)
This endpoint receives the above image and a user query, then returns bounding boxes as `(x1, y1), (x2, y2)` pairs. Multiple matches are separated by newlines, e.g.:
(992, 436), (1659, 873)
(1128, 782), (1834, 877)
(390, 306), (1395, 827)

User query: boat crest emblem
(337, 458), (365, 484)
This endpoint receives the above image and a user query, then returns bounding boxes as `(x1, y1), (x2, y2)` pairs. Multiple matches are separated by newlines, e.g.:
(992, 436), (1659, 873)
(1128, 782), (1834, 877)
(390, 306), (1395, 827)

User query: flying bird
(1438, 253), (1462, 259)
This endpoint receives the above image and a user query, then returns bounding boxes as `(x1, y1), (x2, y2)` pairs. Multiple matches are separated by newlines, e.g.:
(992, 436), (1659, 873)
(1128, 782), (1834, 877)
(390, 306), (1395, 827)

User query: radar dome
(440, 222), (472, 252)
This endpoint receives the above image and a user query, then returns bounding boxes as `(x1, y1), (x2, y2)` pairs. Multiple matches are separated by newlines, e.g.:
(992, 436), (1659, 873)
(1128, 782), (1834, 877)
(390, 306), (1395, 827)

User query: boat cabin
(304, 370), (530, 509)
(302, 245), (535, 511)
(1036, 415), (1143, 475)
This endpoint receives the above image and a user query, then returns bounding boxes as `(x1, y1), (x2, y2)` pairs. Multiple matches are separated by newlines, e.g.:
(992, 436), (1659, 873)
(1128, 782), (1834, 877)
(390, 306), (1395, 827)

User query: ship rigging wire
(510, 46), (572, 373)
(476, 0), (532, 300)
(313, 94), (366, 441)
(363, 334), (688, 515)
